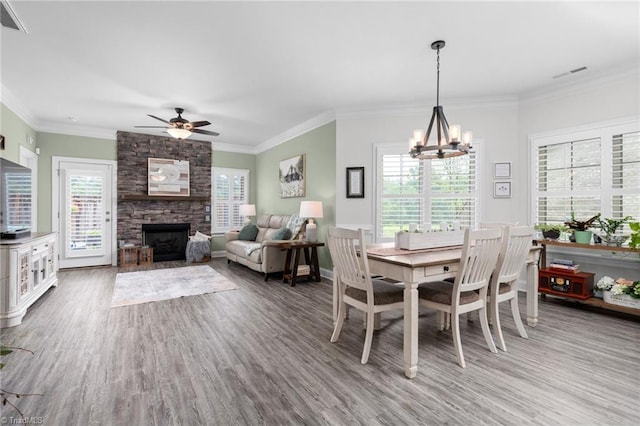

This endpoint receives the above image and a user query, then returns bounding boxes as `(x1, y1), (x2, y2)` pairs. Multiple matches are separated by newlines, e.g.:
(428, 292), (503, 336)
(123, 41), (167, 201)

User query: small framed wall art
(494, 181), (512, 198)
(279, 154), (305, 198)
(346, 167), (365, 198)
(493, 162), (512, 179)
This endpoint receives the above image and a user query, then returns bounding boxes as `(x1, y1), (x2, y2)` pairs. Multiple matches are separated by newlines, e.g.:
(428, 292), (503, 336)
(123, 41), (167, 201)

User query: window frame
(211, 167), (250, 234)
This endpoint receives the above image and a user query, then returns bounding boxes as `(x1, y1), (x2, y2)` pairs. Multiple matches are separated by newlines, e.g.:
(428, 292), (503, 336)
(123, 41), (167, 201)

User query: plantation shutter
(611, 131), (640, 229)
(376, 144), (479, 242)
(5, 172), (32, 231)
(212, 168), (249, 233)
(535, 137), (601, 225)
(67, 174), (103, 251)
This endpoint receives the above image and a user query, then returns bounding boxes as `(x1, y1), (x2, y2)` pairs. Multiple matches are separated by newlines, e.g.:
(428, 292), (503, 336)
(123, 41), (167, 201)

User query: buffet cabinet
(0, 232), (58, 328)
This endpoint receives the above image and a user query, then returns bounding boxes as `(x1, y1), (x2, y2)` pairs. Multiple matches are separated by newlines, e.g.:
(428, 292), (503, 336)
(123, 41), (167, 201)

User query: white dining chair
(327, 227), (404, 364)
(488, 225), (534, 351)
(418, 228), (502, 368)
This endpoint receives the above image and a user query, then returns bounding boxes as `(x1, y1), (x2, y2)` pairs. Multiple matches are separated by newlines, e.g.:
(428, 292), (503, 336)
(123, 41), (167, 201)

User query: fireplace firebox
(142, 223), (190, 262)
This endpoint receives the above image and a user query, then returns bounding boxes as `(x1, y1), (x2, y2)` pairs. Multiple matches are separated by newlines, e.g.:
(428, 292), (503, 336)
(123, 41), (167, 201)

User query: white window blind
(533, 121), (640, 231)
(212, 167), (249, 233)
(5, 172), (31, 231)
(67, 174), (103, 251)
(376, 144), (478, 242)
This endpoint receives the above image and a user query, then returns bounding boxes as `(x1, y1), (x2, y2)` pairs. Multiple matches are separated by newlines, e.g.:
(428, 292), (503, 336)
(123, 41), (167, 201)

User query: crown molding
(37, 121), (116, 141)
(1, 84), (40, 129)
(212, 141), (256, 154)
(519, 61), (640, 105)
(254, 110), (336, 154)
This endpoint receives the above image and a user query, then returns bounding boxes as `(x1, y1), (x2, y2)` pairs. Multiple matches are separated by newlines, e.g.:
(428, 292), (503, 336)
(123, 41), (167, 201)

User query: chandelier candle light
(299, 201), (323, 242)
(409, 40), (472, 159)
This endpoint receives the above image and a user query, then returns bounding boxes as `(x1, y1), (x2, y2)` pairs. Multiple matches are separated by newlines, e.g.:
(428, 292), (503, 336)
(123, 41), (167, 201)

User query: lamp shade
(239, 204), (256, 217)
(167, 127), (192, 139)
(299, 201), (323, 219)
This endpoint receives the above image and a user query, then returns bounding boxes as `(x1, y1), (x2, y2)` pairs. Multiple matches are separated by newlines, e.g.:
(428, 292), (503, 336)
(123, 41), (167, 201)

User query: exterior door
(56, 160), (114, 268)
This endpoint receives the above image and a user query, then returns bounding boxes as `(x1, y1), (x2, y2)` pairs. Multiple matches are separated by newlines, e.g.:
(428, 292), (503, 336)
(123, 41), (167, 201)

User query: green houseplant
(565, 213), (600, 244)
(535, 223), (568, 240)
(629, 222), (640, 250)
(594, 216), (633, 246)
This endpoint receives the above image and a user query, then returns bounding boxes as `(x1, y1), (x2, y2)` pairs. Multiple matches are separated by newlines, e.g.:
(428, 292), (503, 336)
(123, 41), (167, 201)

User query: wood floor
(1, 259), (638, 425)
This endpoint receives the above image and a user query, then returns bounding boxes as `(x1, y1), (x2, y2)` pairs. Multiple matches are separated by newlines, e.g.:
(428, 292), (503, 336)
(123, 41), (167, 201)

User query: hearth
(142, 223), (190, 262)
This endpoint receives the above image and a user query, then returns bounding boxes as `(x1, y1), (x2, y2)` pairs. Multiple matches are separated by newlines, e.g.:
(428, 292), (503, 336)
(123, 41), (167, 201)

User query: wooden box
(138, 247), (153, 266)
(538, 268), (594, 300)
(120, 246), (138, 268)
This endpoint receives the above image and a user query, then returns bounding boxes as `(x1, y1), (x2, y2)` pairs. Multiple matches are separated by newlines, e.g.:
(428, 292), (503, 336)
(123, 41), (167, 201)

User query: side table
(280, 241), (325, 287)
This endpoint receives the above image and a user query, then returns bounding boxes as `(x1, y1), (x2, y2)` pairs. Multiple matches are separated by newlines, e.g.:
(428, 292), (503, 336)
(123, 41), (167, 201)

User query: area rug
(111, 265), (239, 308)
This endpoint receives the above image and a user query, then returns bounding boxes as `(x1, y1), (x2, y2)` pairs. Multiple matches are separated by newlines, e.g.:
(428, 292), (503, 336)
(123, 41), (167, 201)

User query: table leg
(291, 248), (302, 287)
(332, 267), (338, 324)
(404, 281), (419, 379)
(310, 247), (321, 282)
(526, 260), (539, 327)
(282, 248), (293, 284)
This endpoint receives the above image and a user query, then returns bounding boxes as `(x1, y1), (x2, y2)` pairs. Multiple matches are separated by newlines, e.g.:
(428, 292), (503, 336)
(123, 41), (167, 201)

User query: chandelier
(409, 40), (472, 159)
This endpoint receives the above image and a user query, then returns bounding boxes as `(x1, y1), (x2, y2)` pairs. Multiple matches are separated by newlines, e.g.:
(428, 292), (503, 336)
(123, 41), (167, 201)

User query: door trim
(52, 156), (118, 267)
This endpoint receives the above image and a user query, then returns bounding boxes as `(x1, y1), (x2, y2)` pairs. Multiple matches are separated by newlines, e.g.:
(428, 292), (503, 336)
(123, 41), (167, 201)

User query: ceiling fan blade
(134, 125), (168, 128)
(147, 114), (170, 124)
(191, 128), (220, 137)
(188, 120), (211, 128)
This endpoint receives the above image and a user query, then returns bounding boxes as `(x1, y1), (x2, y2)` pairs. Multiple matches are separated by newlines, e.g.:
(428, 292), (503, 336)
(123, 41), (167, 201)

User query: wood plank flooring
(1, 259), (638, 425)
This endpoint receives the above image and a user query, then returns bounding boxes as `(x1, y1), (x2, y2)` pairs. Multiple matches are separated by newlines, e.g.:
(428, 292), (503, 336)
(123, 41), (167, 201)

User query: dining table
(332, 243), (542, 379)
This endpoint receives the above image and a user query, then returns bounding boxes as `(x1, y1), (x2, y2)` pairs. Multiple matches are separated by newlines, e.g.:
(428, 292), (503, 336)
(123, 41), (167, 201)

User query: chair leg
(361, 310), (375, 364)
(479, 306), (497, 354)
(492, 297), (506, 351)
(451, 313), (465, 368)
(510, 296), (529, 339)
(436, 311), (445, 331)
(363, 312), (381, 330)
(331, 302), (347, 343)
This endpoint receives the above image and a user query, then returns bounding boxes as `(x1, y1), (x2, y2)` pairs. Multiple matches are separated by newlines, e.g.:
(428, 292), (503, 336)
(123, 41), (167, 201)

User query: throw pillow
(286, 214), (306, 239)
(238, 224), (259, 241)
(272, 227), (292, 240)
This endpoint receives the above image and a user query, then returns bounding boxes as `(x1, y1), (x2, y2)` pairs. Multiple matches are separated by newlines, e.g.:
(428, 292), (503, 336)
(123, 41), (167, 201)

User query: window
(212, 167), (249, 234)
(375, 144), (478, 242)
(532, 120), (640, 230)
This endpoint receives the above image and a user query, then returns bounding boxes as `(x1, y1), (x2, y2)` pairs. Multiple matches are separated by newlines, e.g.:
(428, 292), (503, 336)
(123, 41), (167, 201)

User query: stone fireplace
(142, 223), (190, 261)
(116, 131), (211, 263)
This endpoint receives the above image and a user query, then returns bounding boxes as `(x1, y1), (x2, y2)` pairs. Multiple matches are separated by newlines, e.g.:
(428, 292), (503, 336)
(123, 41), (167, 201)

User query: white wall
(335, 100), (520, 236)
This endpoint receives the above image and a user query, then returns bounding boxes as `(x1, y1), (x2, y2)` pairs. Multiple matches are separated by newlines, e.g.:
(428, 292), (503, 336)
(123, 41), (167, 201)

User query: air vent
(1, 0), (27, 33)
(553, 66), (588, 79)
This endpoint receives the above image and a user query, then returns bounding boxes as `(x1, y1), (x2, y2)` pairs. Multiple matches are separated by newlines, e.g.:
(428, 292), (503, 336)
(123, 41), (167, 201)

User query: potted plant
(629, 222), (640, 250)
(535, 223), (568, 240)
(564, 213), (600, 244)
(595, 276), (640, 308)
(594, 216), (633, 246)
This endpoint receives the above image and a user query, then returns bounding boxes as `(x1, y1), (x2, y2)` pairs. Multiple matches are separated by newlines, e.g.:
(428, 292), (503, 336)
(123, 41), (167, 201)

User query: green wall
(0, 103), (37, 163)
(256, 122), (336, 270)
(35, 132), (116, 232)
(211, 149), (257, 251)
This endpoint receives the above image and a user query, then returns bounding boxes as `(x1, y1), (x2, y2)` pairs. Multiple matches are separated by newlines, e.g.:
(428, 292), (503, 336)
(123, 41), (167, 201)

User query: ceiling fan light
(167, 127), (192, 139)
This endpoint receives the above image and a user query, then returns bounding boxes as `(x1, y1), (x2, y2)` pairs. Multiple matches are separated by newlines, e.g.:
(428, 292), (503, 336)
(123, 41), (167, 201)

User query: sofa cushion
(238, 224), (259, 241)
(272, 227), (292, 240)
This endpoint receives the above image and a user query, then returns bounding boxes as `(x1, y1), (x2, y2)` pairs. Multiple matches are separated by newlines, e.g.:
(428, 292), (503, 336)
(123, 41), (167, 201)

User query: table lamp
(299, 201), (323, 242)
(239, 204), (256, 226)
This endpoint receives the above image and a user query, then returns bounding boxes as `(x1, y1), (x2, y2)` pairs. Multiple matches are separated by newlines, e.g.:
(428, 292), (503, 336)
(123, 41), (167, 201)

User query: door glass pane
(67, 174), (103, 252)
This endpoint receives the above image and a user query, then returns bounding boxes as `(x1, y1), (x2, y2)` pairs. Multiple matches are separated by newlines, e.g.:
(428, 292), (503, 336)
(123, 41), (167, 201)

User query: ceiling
(1, 1), (638, 152)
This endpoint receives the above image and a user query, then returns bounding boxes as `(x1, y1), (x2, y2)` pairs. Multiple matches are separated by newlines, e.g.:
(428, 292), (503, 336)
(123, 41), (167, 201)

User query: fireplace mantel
(120, 194), (209, 201)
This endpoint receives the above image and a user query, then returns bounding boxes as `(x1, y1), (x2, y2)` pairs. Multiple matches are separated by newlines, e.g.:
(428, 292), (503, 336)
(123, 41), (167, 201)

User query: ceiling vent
(553, 66), (588, 80)
(1, 0), (27, 33)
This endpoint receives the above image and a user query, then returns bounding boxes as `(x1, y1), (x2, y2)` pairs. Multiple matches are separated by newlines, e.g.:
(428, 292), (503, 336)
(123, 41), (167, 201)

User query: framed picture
(279, 154), (305, 198)
(494, 181), (512, 198)
(148, 158), (190, 196)
(0, 135), (4, 150)
(346, 166), (364, 198)
(494, 162), (511, 179)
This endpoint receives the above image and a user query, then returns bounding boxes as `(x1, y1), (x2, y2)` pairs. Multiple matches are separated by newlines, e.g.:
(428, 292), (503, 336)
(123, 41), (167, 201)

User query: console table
(0, 233), (59, 328)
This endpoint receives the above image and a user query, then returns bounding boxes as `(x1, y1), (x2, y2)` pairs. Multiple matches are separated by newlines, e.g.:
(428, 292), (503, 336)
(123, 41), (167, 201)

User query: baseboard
(211, 250), (226, 258)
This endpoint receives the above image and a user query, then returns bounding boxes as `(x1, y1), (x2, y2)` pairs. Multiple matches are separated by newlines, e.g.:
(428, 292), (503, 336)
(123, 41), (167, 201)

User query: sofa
(225, 213), (306, 280)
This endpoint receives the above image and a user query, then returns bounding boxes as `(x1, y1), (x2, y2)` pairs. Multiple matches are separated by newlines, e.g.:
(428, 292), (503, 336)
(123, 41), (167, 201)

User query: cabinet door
(18, 248), (30, 300)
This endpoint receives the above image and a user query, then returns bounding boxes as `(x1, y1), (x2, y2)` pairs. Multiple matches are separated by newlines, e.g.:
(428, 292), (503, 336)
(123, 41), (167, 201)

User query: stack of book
(549, 258), (580, 274)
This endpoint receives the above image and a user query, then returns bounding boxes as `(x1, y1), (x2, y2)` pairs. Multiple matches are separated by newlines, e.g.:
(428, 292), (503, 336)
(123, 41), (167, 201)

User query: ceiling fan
(135, 107), (220, 139)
